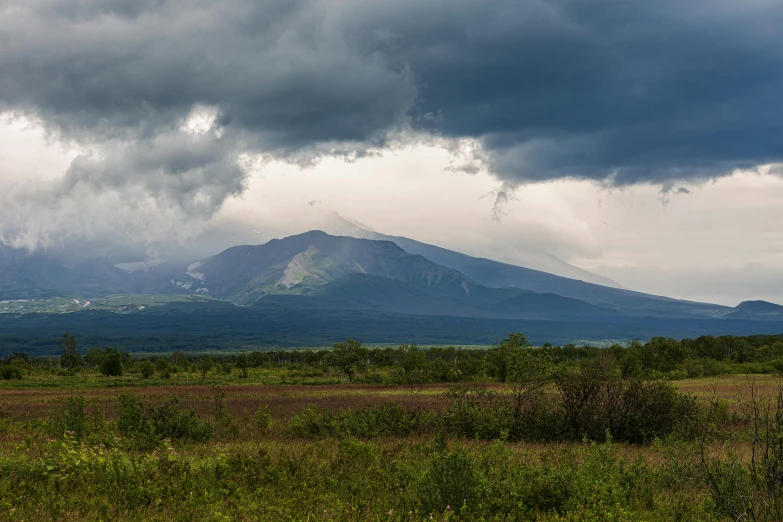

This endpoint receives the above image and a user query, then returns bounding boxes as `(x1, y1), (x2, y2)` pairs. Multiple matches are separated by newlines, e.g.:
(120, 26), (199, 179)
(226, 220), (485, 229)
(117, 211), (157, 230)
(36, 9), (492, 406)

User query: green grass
(0, 383), (712, 521)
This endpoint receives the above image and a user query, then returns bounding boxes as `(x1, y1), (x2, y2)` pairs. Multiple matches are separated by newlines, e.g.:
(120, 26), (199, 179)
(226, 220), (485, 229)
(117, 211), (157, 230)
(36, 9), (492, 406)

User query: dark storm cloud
(2, 0), (783, 218)
(362, 0), (783, 185)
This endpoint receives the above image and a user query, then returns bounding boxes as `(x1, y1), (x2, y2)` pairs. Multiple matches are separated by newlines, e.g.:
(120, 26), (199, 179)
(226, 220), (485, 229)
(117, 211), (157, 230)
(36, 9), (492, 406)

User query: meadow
(3, 334), (783, 520)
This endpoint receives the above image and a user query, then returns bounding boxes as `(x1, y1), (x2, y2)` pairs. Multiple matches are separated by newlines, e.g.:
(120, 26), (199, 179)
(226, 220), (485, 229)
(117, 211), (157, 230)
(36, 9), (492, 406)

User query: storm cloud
(2, 0), (783, 246)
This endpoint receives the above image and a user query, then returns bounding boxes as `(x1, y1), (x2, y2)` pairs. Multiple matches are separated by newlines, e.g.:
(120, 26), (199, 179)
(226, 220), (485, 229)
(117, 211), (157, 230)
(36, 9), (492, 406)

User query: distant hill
(0, 245), (188, 299)
(724, 300), (783, 320)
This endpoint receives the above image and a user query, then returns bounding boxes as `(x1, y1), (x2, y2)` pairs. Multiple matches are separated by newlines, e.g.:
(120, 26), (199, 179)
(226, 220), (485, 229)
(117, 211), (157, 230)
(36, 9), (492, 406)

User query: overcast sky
(1, 0), (782, 305)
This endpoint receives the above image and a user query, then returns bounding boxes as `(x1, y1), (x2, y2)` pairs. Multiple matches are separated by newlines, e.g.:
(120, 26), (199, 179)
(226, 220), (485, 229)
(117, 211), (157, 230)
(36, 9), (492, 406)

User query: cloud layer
(2, 0), (783, 247)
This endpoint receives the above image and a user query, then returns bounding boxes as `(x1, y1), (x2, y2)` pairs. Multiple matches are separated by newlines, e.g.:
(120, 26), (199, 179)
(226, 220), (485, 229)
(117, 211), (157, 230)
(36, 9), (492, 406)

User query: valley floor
(1, 374), (782, 520)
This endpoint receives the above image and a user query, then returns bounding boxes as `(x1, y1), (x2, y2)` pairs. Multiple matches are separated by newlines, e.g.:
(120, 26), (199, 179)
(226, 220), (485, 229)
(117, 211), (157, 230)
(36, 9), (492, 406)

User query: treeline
(2, 332), (783, 381)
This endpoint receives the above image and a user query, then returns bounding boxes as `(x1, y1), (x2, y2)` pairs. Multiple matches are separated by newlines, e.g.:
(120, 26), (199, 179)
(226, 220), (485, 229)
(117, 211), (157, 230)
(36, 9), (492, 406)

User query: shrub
(117, 393), (148, 437)
(147, 398), (212, 442)
(0, 365), (22, 380)
(612, 379), (696, 443)
(288, 402), (430, 439)
(557, 360), (694, 443)
(100, 348), (124, 376)
(694, 386), (783, 521)
(444, 383), (513, 440)
(338, 401), (424, 438)
(197, 357), (213, 378)
(50, 396), (88, 440)
(288, 405), (337, 438)
(254, 404), (273, 434)
(418, 446), (481, 515)
(235, 353), (249, 378)
(329, 338), (368, 382)
(138, 360), (155, 379)
(155, 358), (171, 378)
(116, 393), (211, 443)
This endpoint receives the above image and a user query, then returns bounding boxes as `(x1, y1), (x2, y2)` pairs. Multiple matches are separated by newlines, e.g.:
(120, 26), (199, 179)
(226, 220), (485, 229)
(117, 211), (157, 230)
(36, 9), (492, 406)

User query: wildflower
(446, 505), (451, 510)
(389, 509), (393, 515)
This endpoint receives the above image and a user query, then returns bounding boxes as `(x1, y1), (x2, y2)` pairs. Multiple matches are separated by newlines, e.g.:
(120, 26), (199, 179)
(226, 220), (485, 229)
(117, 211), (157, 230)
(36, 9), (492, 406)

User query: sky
(1, 0), (782, 305)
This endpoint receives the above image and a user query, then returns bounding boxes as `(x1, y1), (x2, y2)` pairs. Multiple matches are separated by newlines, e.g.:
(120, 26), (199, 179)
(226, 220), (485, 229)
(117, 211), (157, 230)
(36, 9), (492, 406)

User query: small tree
(198, 357), (214, 379)
(58, 332), (82, 370)
(139, 360), (155, 379)
(100, 348), (124, 377)
(491, 333), (551, 416)
(84, 348), (106, 369)
(329, 338), (368, 383)
(397, 344), (426, 389)
(235, 353), (249, 378)
(171, 351), (188, 370)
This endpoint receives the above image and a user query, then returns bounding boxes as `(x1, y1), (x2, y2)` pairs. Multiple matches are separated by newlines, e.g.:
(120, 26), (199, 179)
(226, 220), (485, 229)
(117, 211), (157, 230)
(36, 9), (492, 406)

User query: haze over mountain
(317, 212), (623, 289)
(1, 227), (782, 352)
(169, 230), (745, 320)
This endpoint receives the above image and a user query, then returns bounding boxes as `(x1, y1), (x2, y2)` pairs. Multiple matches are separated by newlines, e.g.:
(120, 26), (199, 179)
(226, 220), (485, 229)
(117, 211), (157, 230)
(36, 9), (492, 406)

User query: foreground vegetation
(2, 333), (783, 520)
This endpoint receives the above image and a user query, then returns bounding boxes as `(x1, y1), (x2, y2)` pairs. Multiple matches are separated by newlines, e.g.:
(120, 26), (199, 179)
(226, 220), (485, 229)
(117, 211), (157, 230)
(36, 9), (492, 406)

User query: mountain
(320, 212), (624, 288)
(0, 228), (741, 322)
(309, 215), (730, 318)
(187, 230), (481, 303)
(176, 231), (735, 322)
(186, 230), (578, 313)
(177, 230), (618, 319)
(249, 272), (615, 320)
(0, 244), (191, 299)
(1, 230), (781, 351)
(724, 300), (783, 321)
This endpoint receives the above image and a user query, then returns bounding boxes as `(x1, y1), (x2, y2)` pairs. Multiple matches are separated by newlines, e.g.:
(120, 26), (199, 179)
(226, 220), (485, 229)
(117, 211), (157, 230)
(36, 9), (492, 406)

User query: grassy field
(2, 371), (783, 520)
(2, 374), (780, 420)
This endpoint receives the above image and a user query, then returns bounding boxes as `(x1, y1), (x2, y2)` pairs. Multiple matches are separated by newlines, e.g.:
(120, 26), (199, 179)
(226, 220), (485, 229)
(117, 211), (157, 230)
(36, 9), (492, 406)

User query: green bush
(288, 405), (337, 438)
(443, 383), (513, 440)
(117, 393), (148, 437)
(116, 393), (211, 443)
(612, 379), (697, 443)
(49, 396), (88, 440)
(288, 402), (430, 439)
(138, 360), (155, 379)
(254, 404), (273, 434)
(100, 348), (124, 376)
(148, 398), (212, 442)
(558, 362), (694, 443)
(418, 447), (481, 515)
(0, 365), (22, 380)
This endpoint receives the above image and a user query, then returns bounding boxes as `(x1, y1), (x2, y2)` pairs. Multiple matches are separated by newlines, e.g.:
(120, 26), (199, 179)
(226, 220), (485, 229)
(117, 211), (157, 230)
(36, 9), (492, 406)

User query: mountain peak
(735, 300), (783, 312)
(318, 212), (625, 289)
(187, 231), (477, 304)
